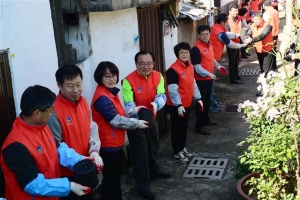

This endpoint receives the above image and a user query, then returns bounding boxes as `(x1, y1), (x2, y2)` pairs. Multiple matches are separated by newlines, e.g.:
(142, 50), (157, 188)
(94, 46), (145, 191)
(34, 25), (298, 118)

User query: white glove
(197, 100), (204, 111)
(134, 106), (148, 114)
(138, 120), (149, 129)
(244, 37), (252, 44)
(177, 106), (185, 117)
(70, 182), (91, 196)
(207, 73), (216, 79)
(150, 102), (158, 117)
(89, 152), (104, 173)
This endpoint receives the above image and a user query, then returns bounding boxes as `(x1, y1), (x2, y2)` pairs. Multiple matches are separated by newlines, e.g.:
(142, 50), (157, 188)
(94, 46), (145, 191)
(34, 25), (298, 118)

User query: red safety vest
(124, 70), (161, 108)
(91, 85), (126, 148)
(228, 15), (242, 43)
(210, 24), (227, 61)
(1, 117), (60, 200)
(264, 6), (279, 36)
(193, 40), (215, 81)
(54, 94), (90, 176)
(251, 0), (262, 12)
(252, 20), (274, 53)
(165, 59), (194, 108)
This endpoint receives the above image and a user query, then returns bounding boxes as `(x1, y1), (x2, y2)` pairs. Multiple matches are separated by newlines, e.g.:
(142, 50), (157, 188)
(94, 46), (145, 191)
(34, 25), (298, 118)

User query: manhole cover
(239, 69), (260, 75)
(225, 105), (238, 112)
(182, 157), (228, 179)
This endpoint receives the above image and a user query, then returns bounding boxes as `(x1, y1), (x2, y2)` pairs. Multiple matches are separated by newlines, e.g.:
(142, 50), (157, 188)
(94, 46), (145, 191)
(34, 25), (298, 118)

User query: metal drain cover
(183, 157), (228, 179)
(239, 69), (260, 75)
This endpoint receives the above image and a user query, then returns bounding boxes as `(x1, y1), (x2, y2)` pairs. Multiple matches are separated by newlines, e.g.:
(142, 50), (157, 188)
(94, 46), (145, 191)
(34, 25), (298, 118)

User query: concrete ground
(109, 10), (291, 200)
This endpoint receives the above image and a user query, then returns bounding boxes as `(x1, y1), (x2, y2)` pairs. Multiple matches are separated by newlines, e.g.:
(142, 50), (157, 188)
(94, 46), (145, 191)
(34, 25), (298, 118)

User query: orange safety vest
(251, 0), (262, 12)
(210, 24), (227, 61)
(91, 85), (126, 148)
(228, 16), (242, 43)
(1, 117), (60, 200)
(165, 59), (194, 108)
(193, 40), (215, 81)
(252, 20), (274, 53)
(54, 94), (90, 176)
(264, 7), (279, 36)
(124, 70), (161, 108)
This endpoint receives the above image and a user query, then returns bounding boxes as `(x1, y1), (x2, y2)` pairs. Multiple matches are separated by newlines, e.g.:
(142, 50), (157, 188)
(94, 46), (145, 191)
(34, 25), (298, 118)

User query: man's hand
(150, 102), (158, 117)
(217, 66), (227, 76)
(235, 33), (240, 38)
(87, 152), (104, 173)
(177, 106), (185, 117)
(70, 182), (91, 196)
(197, 100), (203, 111)
(208, 73), (216, 79)
(138, 120), (149, 129)
(134, 106), (148, 114)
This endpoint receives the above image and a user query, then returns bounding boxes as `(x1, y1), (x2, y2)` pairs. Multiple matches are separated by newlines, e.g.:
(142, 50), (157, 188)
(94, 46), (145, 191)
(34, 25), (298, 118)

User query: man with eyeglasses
(122, 50), (170, 200)
(191, 25), (227, 136)
(47, 65), (103, 200)
(1, 85), (93, 200)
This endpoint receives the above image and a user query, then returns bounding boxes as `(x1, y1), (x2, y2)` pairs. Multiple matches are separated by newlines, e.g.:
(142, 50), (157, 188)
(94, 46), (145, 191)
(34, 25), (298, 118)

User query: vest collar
(135, 70), (152, 79)
(256, 20), (265, 28)
(176, 58), (190, 67)
(214, 23), (226, 32)
(58, 92), (83, 107)
(98, 85), (120, 96)
(197, 39), (210, 46)
(18, 115), (47, 133)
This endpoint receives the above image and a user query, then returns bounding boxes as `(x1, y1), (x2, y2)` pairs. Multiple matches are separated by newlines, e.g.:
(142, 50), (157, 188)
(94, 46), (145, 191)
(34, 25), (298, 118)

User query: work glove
(243, 37), (252, 44)
(197, 100), (203, 112)
(207, 73), (216, 79)
(177, 106), (185, 117)
(70, 182), (91, 196)
(138, 120), (149, 129)
(133, 106), (148, 114)
(150, 102), (158, 117)
(217, 66), (227, 76)
(86, 152), (104, 173)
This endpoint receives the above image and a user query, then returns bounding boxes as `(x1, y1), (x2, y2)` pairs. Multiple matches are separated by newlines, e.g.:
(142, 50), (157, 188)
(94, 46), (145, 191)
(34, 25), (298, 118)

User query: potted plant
(236, 66), (300, 199)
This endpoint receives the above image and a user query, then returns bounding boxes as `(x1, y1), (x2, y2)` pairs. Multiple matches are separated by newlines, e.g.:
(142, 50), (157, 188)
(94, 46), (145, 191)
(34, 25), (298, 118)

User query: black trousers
(273, 35), (278, 70)
(169, 107), (190, 155)
(294, 59), (300, 77)
(59, 176), (94, 200)
(256, 51), (275, 77)
(195, 80), (212, 129)
(127, 121), (161, 193)
(100, 149), (123, 200)
(227, 47), (240, 82)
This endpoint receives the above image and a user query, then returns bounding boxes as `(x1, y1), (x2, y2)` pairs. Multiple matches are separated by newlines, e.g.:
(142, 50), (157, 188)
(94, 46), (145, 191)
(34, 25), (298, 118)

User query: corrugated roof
(179, 2), (209, 20)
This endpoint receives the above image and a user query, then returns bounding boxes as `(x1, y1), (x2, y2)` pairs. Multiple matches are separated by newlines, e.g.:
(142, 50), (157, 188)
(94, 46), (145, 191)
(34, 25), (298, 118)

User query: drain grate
(182, 157), (228, 179)
(225, 105), (238, 112)
(239, 69), (260, 75)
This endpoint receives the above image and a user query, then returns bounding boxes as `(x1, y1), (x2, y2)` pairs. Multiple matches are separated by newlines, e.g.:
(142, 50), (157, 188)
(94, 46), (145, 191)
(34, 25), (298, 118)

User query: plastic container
(73, 159), (99, 189)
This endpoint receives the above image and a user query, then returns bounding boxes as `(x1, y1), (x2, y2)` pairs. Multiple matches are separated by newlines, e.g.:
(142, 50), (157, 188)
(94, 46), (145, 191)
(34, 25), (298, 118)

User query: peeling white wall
(0, 0), (59, 114)
(162, 20), (178, 70)
(89, 8), (140, 103)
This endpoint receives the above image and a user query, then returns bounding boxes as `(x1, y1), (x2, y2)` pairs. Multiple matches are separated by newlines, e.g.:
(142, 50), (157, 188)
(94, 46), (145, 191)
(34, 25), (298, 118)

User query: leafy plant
(237, 69), (300, 200)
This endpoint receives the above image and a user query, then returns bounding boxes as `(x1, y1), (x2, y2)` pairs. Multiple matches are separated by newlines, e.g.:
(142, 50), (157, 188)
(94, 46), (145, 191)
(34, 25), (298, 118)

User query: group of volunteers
(0, 0), (294, 200)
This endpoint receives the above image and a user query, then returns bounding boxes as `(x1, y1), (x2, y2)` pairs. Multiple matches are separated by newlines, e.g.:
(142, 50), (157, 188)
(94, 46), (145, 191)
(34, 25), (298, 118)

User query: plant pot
(237, 172), (260, 200)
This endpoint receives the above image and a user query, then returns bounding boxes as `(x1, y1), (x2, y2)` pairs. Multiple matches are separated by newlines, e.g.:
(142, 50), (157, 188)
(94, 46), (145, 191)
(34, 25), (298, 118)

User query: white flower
(266, 107), (279, 121)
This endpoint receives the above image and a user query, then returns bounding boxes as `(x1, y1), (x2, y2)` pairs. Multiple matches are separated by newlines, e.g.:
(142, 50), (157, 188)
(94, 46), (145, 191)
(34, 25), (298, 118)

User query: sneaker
(214, 101), (222, 107)
(182, 147), (193, 158)
(196, 127), (212, 135)
(174, 151), (189, 163)
(209, 105), (220, 112)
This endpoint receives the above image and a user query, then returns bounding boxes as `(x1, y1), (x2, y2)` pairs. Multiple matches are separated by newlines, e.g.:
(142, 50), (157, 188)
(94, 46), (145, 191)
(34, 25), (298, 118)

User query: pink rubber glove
(197, 100), (203, 112)
(84, 156), (104, 174)
(150, 102), (158, 117)
(218, 66), (227, 76)
(70, 182), (92, 196)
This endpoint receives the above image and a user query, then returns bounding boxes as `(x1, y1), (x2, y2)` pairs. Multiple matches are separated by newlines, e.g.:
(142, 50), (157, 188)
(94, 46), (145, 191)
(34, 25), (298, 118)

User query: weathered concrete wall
(88, 8), (140, 102)
(61, 0), (170, 12)
(162, 19), (178, 70)
(0, 0), (59, 114)
(177, 16), (208, 49)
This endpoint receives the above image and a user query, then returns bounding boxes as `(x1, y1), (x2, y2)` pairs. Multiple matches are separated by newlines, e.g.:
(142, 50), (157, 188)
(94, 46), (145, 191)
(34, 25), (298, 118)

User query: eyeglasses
(138, 62), (154, 67)
(41, 107), (54, 114)
(179, 51), (190, 56)
(104, 75), (117, 80)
